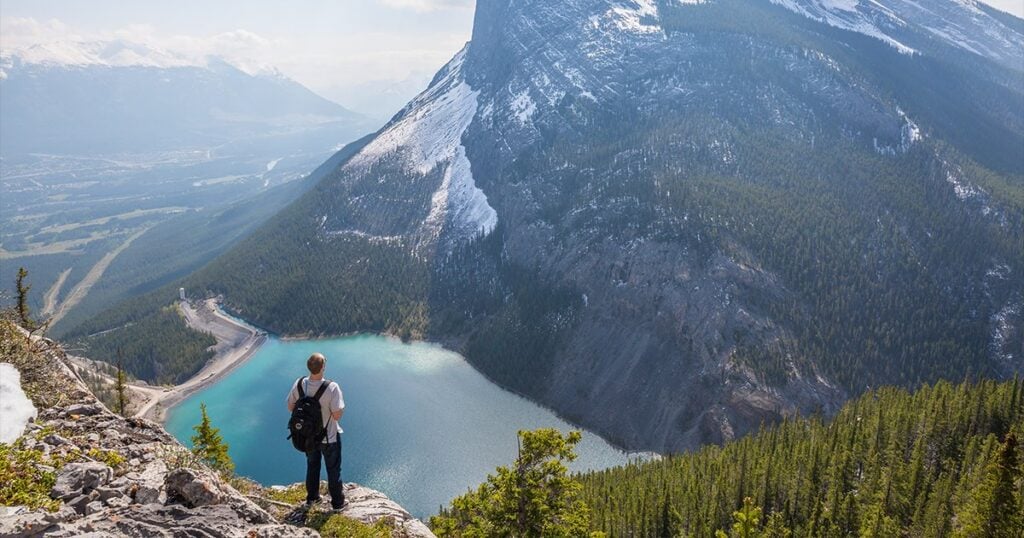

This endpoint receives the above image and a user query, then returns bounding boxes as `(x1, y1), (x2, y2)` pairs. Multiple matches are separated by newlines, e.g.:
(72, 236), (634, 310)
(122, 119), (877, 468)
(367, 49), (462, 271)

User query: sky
(0, 0), (477, 117)
(1, 0), (1022, 115)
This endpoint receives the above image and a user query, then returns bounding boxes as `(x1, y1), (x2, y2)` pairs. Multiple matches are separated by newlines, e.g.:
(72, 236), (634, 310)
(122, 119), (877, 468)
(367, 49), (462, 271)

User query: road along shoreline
(131, 298), (266, 422)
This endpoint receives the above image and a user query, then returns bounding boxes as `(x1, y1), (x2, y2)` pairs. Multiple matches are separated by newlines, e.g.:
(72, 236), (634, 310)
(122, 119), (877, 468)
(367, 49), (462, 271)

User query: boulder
(50, 462), (113, 500)
(334, 483), (436, 538)
(131, 459), (167, 505)
(165, 468), (224, 508)
(84, 500), (105, 515)
(64, 403), (102, 417)
(37, 504), (318, 538)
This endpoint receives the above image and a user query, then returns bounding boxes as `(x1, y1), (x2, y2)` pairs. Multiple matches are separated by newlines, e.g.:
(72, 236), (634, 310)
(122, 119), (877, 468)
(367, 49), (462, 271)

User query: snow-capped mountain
(178, 0), (1023, 452)
(0, 39), (365, 156)
(770, 0), (1024, 66)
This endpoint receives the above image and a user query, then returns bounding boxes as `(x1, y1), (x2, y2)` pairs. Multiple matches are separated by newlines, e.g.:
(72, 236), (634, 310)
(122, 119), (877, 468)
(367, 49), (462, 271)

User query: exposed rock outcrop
(276, 483), (435, 538)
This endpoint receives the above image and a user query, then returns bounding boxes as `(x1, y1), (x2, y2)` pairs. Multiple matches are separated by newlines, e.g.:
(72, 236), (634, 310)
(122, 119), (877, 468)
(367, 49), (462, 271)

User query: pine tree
(953, 433), (1022, 537)
(114, 350), (128, 417)
(716, 497), (762, 538)
(430, 429), (593, 537)
(15, 268), (36, 330)
(190, 403), (233, 474)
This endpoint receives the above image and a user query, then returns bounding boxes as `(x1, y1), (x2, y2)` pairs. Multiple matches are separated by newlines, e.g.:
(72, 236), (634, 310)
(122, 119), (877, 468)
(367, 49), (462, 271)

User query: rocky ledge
(0, 327), (434, 537)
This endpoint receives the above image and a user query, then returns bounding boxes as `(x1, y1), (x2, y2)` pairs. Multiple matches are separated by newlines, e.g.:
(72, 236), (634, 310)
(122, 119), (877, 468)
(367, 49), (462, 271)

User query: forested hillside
(578, 379), (1024, 536)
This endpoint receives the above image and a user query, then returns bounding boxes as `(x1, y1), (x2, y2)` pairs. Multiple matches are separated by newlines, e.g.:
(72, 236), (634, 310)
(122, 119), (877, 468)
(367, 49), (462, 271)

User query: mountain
(85, 0), (1023, 453)
(0, 39), (365, 156)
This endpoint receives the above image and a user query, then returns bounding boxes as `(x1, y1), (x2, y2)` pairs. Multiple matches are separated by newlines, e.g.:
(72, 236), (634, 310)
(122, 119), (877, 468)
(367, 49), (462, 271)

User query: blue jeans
(305, 436), (343, 508)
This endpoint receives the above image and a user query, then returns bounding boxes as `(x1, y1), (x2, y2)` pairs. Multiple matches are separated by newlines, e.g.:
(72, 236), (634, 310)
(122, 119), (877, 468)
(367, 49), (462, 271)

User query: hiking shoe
(304, 498), (321, 508)
(330, 498), (348, 511)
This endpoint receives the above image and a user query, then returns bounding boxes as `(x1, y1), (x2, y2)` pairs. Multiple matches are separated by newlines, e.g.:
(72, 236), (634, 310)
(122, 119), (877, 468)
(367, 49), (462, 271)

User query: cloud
(0, 17), (289, 75)
(377, 0), (474, 12)
(0, 9), (474, 113)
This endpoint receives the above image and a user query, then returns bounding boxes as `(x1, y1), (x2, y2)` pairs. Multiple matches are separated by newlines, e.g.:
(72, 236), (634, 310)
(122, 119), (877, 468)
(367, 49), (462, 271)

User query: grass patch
(0, 438), (64, 511)
(306, 510), (393, 538)
(86, 447), (125, 469)
(264, 483), (308, 505)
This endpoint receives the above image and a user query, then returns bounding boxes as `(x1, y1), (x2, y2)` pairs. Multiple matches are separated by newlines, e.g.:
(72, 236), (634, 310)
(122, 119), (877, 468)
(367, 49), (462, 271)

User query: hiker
(286, 352), (346, 509)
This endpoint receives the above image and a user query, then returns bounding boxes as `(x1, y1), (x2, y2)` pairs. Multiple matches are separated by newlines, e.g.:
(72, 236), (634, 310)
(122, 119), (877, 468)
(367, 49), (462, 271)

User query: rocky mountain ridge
(0, 324), (434, 538)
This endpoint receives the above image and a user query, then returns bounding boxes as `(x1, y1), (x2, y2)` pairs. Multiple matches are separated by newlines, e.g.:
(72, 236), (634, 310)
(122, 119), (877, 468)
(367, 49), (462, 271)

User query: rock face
(0, 333), (433, 538)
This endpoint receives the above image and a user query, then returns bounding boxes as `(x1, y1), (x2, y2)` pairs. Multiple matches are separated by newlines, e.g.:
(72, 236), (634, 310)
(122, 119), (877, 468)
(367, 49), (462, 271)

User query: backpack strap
(295, 377), (306, 398)
(312, 379), (331, 401)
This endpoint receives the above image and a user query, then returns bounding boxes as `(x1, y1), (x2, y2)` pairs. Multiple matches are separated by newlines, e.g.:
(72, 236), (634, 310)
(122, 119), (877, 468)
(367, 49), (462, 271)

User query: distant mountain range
(0, 39), (368, 156)
(75, 0), (1023, 453)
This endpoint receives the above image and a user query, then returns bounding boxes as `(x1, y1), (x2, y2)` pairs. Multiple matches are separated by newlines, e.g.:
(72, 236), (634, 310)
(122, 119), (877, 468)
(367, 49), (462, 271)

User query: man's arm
(286, 383), (298, 412)
(331, 384), (345, 421)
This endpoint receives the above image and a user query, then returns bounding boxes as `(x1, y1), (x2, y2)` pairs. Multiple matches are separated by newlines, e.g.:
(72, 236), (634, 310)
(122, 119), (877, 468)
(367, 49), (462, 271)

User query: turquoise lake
(165, 334), (639, 518)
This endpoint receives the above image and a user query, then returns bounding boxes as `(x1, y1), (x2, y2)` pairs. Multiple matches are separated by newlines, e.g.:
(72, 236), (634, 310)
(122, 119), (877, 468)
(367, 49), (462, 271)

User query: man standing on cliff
(286, 352), (346, 509)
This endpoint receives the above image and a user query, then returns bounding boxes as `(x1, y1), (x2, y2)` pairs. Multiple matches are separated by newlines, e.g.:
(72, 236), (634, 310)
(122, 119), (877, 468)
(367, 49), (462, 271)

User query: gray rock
(84, 501), (105, 515)
(131, 459), (168, 505)
(95, 486), (125, 502)
(0, 506), (27, 517)
(41, 504), (317, 538)
(165, 468), (224, 508)
(334, 483), (436, 538)
(44, 434), (71, 446)
(65, 403), (102, 416)
(66, 493), (94, 515)
(133, 485), (164, 505)
(86, 433), (100, 444)
(51, 462), (113, 500)
(104, 496), (131, 509)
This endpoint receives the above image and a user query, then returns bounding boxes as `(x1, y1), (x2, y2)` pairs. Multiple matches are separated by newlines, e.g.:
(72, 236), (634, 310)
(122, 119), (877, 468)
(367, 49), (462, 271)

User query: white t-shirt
(286, 377), (345, 442)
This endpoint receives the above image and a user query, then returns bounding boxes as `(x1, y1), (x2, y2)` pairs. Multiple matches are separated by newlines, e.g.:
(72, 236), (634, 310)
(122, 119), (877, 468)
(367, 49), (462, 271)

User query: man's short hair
(307, 353), (326, 374)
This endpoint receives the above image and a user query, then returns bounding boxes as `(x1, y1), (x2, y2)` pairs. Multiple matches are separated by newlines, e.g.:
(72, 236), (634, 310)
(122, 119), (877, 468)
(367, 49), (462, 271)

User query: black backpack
(287, 377), (331, 452)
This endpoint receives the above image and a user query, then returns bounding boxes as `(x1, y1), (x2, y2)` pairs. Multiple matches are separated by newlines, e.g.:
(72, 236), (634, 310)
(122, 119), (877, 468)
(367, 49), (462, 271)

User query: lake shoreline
(131, 298), (266, 422)
(164, 300), (651, 458)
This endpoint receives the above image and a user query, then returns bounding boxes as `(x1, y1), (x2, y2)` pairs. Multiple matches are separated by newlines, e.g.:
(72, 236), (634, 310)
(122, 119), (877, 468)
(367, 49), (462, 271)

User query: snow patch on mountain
(603, 0), (663, 35)
(349, 47), (498, 246)
(770, 0), (1024, 66)
(769, 0), (917, 54)
(510, 90), (537, 125)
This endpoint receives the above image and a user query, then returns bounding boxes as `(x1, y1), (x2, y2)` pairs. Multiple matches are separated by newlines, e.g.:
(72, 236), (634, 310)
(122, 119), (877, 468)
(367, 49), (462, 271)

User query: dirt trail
(48, 227), (150, 326)
(41, 268), (72, 316)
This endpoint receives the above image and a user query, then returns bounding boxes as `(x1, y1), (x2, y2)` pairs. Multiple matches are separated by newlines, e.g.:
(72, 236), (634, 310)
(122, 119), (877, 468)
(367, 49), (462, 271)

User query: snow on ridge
(769, 0), (917, 55)
(605, 0), (663, 35)
(0, 363), (37, 444)
(347, 47), (498, 244)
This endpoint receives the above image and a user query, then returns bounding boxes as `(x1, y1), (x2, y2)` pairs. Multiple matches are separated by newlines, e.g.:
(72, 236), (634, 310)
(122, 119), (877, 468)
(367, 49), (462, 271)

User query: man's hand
(331, 409), (342, 421)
